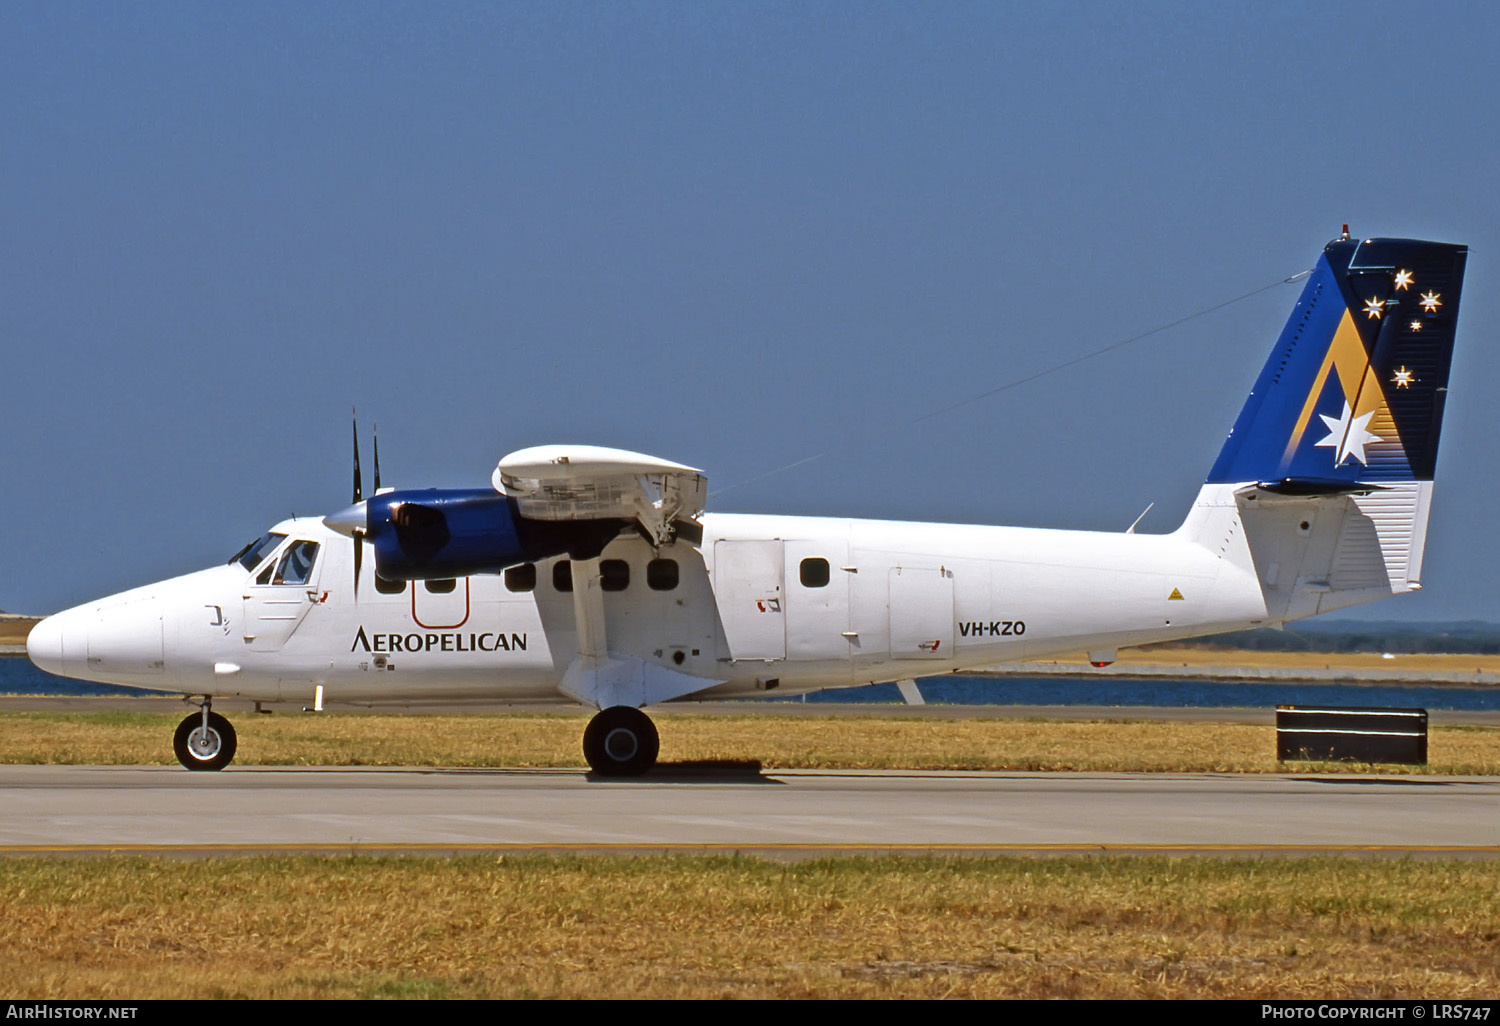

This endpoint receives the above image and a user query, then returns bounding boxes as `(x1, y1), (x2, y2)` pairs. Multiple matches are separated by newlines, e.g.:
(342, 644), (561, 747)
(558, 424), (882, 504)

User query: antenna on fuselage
(1125, 502), (1155, 534)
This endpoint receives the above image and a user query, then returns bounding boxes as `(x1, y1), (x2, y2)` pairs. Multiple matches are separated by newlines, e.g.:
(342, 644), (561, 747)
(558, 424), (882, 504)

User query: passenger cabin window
(647, 558), (679, 591)
(374, 574), (406, 595)
(273, 540), (320, 585)
(505, 563), (536, 592)
(800, 557), (830, 588)
(553, 560), (573, 592)
(424, 578), (457, 594)
(600, 559), (629, 592)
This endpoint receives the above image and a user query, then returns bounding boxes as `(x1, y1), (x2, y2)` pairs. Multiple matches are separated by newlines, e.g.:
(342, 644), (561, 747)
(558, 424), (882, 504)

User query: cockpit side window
(233, 532), (288, 572)
(272, 540), (320, 586)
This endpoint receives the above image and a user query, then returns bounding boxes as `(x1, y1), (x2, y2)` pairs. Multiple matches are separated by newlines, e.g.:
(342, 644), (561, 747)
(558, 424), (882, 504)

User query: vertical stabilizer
(1208, 236), (1466, 487)
(1185, 235), (1467, 620)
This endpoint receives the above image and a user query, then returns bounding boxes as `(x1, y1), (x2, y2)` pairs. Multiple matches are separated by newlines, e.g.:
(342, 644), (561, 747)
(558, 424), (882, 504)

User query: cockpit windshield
(230, 532), (288, 572)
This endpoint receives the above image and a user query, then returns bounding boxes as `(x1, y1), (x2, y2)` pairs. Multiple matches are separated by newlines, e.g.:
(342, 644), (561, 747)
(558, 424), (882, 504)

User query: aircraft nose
(27, 601), (164, 681)
(27, 613), (79, 678)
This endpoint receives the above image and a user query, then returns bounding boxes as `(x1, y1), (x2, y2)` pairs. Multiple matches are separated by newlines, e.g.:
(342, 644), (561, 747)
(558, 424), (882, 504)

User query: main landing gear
(582, 706), (659, 776)
(173, 701), (238, 771)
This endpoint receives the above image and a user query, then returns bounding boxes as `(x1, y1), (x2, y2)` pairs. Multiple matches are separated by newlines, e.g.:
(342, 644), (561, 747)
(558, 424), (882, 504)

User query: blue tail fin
(1207, 236), (1467, 487)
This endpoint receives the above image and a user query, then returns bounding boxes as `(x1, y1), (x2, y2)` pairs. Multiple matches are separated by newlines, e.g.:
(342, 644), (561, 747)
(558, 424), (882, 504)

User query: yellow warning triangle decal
(1168, 588), (1184, 601)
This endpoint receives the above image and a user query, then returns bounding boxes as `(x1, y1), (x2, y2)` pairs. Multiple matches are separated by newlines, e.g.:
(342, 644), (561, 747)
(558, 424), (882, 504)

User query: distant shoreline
(0, 617), (36, 648)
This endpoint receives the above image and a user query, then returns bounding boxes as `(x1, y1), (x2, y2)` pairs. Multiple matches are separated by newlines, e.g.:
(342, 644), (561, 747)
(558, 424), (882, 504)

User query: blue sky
(3, 1), (1496, 620)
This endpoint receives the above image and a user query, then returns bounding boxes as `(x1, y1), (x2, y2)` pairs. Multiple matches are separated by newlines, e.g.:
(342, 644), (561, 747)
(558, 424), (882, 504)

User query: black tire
(173, 711), (237, 771)
(582, 706), (659, 776)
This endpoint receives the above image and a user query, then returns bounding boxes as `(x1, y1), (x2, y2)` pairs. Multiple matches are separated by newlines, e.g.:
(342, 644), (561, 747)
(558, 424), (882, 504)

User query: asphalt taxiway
(5, 696), (1499, 857)
(3, 764), (1498, 856)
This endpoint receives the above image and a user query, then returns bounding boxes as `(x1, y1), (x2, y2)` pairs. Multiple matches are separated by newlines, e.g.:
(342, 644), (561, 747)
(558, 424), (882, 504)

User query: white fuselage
(29, 489), (1295, 709)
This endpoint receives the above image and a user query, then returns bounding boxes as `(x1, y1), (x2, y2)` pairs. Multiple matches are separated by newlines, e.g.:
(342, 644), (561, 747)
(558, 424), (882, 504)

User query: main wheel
(582, 706), (659, 776)
(173, 711), (238, 771)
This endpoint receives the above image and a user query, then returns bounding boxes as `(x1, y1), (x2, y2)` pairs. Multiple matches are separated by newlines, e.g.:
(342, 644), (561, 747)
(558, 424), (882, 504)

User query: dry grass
(2, 710), (1499, 774)
(1, 854), (1497, 999)
(0, 618), (36, 645)
(1037, 645), (1500, 675)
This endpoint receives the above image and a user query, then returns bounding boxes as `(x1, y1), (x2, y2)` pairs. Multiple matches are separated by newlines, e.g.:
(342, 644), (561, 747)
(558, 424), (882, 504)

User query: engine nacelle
(363, 488), (627, 581)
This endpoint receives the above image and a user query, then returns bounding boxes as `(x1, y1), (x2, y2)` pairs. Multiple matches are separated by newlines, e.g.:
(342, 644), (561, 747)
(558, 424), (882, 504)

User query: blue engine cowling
(363, 488), (628, 580)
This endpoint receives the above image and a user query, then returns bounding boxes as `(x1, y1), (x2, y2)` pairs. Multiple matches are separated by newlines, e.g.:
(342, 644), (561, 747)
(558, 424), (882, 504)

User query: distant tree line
(1150, 621), (1500, 655)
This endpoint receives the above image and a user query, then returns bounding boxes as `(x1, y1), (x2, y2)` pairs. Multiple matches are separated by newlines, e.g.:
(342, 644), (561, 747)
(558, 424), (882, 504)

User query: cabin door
(783, 538), (851, 661)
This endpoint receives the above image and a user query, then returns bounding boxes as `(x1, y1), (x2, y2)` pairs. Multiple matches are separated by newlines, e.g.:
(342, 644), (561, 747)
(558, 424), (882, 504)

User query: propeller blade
(373, 422), (381, 493)
(353, 529), (363, 599)
(352, 408), (363, 503)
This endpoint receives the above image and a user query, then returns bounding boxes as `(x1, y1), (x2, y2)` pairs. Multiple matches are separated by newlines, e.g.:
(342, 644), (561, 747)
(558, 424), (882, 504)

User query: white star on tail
(1315, 401), (1382, 466)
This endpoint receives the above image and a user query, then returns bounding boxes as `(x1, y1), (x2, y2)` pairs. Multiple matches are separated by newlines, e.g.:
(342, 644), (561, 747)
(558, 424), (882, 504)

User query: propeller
(350, 409), (366, 598)
(335, 415), (455, 588)
(352, 408), (363, 503)
(343, 415), (393, 598)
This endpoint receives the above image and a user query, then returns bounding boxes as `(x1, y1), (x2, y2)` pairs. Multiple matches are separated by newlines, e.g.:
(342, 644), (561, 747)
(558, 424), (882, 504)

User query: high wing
(492, 445), (708, 548)
(321, 446), (706, 585)
(491, 446), (723, 737)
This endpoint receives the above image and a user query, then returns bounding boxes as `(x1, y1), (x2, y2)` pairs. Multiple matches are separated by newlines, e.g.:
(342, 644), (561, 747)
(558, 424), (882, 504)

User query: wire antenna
(712, 270), (1311, 498)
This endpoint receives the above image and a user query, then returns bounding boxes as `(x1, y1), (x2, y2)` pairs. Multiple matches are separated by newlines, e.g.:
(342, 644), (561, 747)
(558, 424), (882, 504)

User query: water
(0, 657), (159, 697)
(783, 677), (1500, 711)
(3, 655), (1498, 711)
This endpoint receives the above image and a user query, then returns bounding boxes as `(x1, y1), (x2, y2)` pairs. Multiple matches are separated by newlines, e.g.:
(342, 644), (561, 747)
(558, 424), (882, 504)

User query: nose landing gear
(173, 702), (238, 771)
(582, 706), (659, 776)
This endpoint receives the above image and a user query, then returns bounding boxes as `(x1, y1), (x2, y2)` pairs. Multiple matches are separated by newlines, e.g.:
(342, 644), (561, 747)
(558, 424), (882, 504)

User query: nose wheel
(173, 709), (238, 771)
(582, 706), (659, 776)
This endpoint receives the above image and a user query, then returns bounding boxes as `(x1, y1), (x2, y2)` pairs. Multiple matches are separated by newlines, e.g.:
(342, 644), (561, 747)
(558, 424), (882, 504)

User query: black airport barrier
(1275, 705), (1428, 765)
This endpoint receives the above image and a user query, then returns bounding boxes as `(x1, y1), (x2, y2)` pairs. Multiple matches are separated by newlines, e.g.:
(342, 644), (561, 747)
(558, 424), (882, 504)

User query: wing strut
(557, 557), (723, 710)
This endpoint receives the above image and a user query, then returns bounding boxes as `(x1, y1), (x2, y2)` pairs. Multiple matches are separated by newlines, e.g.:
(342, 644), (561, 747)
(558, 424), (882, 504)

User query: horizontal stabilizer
(1253, 478), (1388, 497)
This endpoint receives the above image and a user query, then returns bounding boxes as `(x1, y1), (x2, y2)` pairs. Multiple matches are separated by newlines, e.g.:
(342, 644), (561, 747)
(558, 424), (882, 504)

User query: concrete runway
(3, 764), (1499, 856)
